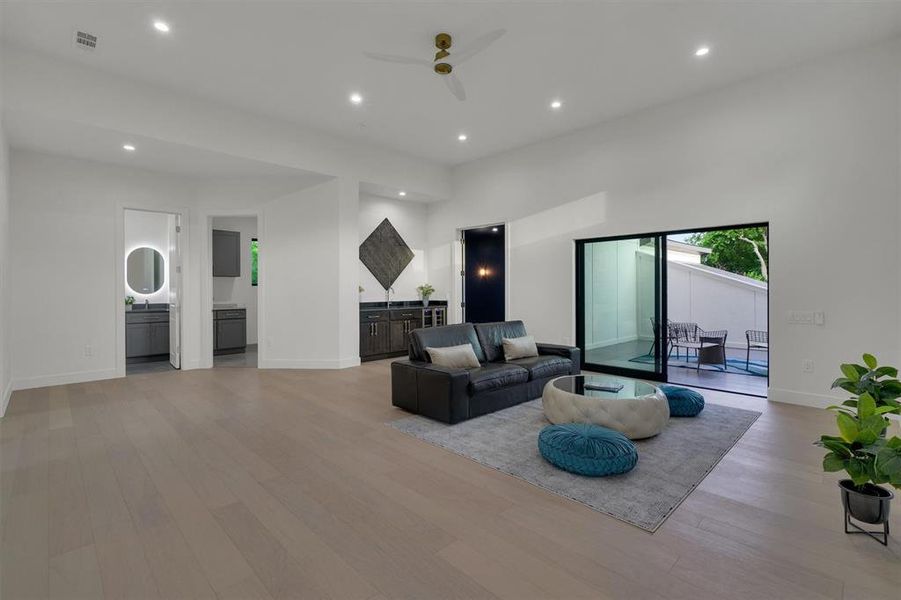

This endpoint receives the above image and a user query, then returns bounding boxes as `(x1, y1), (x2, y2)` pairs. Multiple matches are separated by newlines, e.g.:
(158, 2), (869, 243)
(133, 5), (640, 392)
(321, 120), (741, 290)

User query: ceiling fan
(364, 30), (506, 101)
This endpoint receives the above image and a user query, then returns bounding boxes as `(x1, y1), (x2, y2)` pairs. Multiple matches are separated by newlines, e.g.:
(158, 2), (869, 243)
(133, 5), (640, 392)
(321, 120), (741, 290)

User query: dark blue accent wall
(464, 225), (505, 323)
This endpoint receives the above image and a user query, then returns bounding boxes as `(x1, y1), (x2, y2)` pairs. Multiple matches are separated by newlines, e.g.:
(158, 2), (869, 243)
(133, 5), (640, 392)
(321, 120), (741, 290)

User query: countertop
(127, 303), (168, 314)
(360, 300), (447, 312)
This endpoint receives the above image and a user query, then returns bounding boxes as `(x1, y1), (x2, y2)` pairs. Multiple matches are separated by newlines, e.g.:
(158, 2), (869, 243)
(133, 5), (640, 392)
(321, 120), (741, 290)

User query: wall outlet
(801, 359), (814, 373)
(84, 345), (93, 357)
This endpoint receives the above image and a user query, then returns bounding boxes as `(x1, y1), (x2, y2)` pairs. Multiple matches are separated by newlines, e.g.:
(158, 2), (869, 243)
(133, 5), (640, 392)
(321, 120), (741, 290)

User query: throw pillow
(426, 344), (481, 369)
(503, 335), (539, 361)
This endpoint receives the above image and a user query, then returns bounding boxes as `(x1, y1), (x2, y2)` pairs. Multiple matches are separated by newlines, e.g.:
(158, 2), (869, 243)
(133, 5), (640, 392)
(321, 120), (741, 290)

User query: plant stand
(843, 505), (890, 546)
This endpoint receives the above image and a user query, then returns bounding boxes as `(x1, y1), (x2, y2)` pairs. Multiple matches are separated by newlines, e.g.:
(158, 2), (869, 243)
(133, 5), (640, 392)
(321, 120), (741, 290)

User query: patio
(584, 339), (768, 397)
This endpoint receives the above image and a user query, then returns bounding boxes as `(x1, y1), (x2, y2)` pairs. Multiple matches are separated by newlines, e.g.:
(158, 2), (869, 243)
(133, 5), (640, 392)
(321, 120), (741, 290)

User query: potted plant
(816, 354), (901, 545)
(417, 283), (435, 307)
(125, 296), (135, 311)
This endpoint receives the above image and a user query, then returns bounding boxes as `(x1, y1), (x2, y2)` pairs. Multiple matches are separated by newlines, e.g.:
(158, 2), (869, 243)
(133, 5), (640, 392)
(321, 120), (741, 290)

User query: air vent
(73, 30), (98, 51)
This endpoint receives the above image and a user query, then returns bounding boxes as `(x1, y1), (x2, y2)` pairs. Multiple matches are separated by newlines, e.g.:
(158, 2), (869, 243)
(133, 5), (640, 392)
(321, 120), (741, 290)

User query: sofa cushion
(503, 335), (539, 361)
(409, 323), (486, 363)
(467, 363), (529, 394)
(474, 321), (528, 363)
(507, 355), (572, 380)
(426, 344), (481, 369)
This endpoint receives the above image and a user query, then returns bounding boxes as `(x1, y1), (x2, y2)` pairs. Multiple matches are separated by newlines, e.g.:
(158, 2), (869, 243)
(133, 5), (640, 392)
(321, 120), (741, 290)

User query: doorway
(576, 223), (769, 397)
(462, 224), (506, 323)
(123, 209), (183, 376)
(210, 215), (259, 368)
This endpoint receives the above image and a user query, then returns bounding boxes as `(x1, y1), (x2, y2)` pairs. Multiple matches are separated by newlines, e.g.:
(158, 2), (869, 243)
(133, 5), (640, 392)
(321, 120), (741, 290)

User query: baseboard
(12, 368), (121, 392)
(258, 357), (360, 370)
(767, 387), (843, 410)
(0, 378), (12, 418)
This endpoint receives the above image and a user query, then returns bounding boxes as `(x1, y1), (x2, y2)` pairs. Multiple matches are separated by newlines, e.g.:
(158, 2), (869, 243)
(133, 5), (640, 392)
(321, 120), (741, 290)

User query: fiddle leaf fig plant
(830, 353), (901, 412)
(817, 355), (901, 490)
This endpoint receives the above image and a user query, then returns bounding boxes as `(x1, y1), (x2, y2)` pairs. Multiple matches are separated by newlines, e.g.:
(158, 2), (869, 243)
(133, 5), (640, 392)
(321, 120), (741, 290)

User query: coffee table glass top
(551, 375), (657, 399)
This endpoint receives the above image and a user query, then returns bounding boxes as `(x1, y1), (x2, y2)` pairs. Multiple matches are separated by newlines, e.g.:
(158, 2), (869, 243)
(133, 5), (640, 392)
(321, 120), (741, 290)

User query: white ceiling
(4, 109), (330, 183)
(4, 2), (901, 166)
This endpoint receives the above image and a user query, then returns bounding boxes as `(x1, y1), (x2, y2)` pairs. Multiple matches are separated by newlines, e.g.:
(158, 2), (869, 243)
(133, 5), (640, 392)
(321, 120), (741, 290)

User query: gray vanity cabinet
(212, 229), (241, 277)
(214, 309), (247, 354)
(126, 311), (169, 360)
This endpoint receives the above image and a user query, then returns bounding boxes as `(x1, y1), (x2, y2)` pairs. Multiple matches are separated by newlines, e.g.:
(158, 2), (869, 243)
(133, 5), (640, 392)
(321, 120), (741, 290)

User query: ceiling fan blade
(363, 51), (431, 67)
(447, 29), (506, 66)
(443, 73), (466, 101)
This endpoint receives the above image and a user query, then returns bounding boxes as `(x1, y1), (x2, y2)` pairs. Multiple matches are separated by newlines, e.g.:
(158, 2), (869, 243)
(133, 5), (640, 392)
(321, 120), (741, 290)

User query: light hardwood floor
(1, 360), (899, 599)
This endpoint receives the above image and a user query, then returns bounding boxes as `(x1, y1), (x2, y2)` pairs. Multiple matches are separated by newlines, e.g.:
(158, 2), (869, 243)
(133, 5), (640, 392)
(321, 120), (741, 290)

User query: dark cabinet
(212, 229), (241, 277)
(126, 311), (169, 361)
(359, 305), (433, 361)
(214, 308), (246, 354)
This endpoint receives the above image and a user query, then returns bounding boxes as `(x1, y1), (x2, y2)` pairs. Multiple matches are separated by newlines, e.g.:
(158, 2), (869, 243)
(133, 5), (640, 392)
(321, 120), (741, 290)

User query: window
(251, 238), (259, 286)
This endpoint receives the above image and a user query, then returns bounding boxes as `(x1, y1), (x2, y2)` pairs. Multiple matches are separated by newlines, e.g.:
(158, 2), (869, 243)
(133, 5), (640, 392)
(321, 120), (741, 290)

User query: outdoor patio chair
(647, 317), (673, 356)
(669, 323), (729, 370)
(745, 330), (768, 370)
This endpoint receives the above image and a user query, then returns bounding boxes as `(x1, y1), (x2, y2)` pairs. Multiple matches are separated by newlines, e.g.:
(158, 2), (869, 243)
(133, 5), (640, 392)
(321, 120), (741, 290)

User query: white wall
(260, 178), (359, 369)
(124, 209), (172, 304)
(212, 216), (259, 344)
(358, 194), (429, 302)
(0, 7), (11, 414)
(583, 239), (639, 349)
(7, 149), (356, 390)
(666, 262), (768, 349)
(429, 39), (901, 408)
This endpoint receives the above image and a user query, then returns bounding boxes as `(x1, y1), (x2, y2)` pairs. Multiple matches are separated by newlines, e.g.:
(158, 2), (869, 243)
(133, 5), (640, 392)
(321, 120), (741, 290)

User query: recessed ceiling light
(153, 20), (170, 33)
(457, 133), (468, 142)
(695, 46), (710, 57)
(550, 100), (563, 110)
(398, 191), (406, 197)
(491, 227), (499, 232)
(122, 144), (136, 152)
(349, 92), (363, 105)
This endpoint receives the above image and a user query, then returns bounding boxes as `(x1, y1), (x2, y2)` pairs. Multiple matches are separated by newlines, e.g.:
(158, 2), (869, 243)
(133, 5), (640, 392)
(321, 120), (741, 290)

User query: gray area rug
(390, 400), (761, 532)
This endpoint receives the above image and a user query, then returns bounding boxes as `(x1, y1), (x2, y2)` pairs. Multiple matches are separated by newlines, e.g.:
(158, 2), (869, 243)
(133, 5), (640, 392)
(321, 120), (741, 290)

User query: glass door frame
(575, 233), (668, 382)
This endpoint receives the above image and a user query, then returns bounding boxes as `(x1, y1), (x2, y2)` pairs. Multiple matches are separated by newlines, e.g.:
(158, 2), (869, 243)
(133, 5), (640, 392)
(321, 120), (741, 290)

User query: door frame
(575, 233), (667, 381)
(459, 222), (508, 323)
(116, 205), (189, 378)
(575, 221), (769, 392)
(201, 210), (263, 369)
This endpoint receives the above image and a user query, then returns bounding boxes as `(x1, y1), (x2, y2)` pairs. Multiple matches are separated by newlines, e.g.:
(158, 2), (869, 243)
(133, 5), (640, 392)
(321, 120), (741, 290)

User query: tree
(686, 227), (768, 281)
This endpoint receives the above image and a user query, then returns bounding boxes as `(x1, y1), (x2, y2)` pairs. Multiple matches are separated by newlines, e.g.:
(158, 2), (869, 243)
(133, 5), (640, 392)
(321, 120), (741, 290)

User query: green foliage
(687, 227), (768, 281)
(124, 296), (135, 306)
(816, 354), (901, 490)
(417, 283), (435, 299)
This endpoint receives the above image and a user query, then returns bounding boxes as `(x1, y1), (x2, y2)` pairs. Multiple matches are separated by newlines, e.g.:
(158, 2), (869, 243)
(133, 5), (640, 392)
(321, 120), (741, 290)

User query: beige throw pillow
(503, 335), (539, 361)
(426, 344), (481, 369)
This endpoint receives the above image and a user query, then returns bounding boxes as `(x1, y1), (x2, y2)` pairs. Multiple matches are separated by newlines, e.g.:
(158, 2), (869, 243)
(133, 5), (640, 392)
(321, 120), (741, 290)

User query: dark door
(576, 235), (667, 381)
(463, 225), (505, 323)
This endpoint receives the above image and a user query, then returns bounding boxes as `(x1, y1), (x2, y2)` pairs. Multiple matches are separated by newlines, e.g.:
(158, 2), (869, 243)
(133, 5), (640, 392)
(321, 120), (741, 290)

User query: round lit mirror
(127, 247), (165, 294)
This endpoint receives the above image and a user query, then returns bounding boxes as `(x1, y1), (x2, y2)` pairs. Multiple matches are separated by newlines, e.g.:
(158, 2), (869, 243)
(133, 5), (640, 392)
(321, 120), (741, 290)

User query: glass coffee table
(541, 374), (669, 439)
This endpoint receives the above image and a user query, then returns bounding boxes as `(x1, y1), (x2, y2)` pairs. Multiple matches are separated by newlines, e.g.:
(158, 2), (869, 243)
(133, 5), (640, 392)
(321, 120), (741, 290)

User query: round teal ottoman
(659, 385), (705, 417)
(538, 423), (637, 477)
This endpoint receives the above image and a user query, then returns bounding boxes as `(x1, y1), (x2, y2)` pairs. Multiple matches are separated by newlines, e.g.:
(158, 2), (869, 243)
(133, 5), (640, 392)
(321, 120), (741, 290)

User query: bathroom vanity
(125, 304), (170, 362)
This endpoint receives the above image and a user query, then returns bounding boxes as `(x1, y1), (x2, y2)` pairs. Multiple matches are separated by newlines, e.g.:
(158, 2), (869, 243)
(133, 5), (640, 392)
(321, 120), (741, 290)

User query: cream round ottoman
(542, 375), (669, 440)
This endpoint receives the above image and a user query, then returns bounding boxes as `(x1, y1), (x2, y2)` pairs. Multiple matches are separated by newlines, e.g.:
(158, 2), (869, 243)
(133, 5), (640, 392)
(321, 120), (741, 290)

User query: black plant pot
(839, 479), (893, 545)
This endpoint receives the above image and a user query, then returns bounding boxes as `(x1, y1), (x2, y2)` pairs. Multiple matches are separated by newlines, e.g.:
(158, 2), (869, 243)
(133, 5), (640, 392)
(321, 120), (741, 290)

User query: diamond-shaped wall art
(359, 218), (415, 291)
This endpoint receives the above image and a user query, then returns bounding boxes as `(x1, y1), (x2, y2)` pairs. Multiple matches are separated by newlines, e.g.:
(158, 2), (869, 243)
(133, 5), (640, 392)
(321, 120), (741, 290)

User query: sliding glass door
(576, 235), (666, 380)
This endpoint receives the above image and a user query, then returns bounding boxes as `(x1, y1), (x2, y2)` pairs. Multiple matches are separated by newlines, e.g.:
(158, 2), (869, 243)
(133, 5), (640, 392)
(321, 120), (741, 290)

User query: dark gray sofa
(391, 320), (581, 423)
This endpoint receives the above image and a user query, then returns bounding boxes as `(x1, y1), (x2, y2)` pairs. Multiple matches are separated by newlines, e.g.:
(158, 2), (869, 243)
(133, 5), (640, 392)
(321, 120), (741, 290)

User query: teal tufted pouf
(538, 423), (637, 477)
(659, 385), (705, 417)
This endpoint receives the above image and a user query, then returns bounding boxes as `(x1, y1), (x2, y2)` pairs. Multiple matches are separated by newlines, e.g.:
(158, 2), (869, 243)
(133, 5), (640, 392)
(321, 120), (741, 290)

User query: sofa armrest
(536, 343), (581, 373)
(391, 360), (472, 423)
